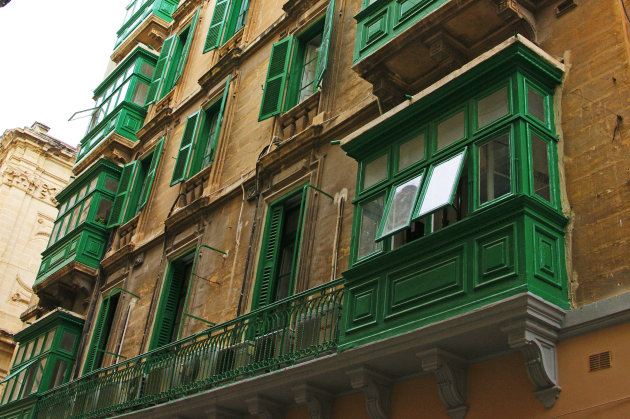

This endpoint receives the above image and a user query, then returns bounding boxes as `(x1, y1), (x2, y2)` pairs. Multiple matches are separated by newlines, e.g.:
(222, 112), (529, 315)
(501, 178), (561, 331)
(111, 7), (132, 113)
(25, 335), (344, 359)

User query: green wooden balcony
(31, 280), (343, 418)
(114, 0), (178, 50)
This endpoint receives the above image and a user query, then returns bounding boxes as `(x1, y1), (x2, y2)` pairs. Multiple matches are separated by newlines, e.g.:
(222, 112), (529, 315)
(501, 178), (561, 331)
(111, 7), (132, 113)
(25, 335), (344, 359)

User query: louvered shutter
(259, 37), (294, 121)
(206, 75), (231, 166)
(151, 264), (187, 349)
(145, 36), (176, 106)
(173, 8), (200, 84)
(137, 136), (165, 210)
(108, 161), (138, 227)
(203, 0), (231, 52)
(171, 113), (201, 185)
(253, 204), (285, 309)
(315, 0), (335, 88)
(82, 297), (111, 375)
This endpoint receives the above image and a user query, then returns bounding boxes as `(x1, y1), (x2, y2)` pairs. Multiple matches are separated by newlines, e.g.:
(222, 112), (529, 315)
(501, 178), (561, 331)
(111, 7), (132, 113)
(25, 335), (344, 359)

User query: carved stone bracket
(347, 366), (392, 419)
(246, 395), (283, 419)
(502, 320), (561, 408)
(294, 384), (333, 419)
(423, 31), (467, 74)
(418, 348), (468, 419)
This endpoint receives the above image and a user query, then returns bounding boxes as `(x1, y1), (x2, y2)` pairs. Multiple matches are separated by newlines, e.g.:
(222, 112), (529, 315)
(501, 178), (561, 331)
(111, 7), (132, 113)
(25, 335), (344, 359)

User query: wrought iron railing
(34, 279), (344, 418)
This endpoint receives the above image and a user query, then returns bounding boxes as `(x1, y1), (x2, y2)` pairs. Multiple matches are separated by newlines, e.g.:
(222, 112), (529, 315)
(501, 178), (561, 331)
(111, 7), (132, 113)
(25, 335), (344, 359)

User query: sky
(0, 0), (131, 147)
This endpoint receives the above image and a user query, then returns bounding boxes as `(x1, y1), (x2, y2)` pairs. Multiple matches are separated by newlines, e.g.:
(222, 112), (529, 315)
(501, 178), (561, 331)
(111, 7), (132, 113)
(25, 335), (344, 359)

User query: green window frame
(203, 0), (251, 52)
(251, 187), (308, 309)
(171, 76), (231, 185)
(82, 291), (121, 375)
(108, 137), (165, 227)
(145, 8), (200, 106)
(258, 0), (335, 120)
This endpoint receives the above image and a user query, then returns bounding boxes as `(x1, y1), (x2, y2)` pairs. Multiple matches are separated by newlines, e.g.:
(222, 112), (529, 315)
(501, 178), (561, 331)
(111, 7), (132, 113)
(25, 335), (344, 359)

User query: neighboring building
(0, 122), (75, 385)
(3, 0), (630, 418)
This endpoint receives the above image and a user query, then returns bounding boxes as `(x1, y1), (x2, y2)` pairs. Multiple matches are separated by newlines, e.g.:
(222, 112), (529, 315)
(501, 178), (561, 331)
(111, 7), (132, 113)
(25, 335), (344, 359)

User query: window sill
(277, 90), (322, 140)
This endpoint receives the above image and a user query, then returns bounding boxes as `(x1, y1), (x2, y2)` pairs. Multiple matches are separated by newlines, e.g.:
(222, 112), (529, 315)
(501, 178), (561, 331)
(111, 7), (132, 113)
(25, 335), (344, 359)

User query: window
(203, 0), (251, 52)
(251, 188), (308, 309)
(145, 8), (200, 106)
(171, 77), (230, 185)
(83, 292), (121, 374)
(108, 137), (165, 227)
(149, 253), (194, 349)
(258, 0), (335, 120)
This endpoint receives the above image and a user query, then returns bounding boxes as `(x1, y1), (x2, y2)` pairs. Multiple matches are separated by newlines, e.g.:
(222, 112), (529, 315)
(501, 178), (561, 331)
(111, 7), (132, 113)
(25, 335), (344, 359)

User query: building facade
(2, 0), (630, 418)
(0, 123), (75, 386)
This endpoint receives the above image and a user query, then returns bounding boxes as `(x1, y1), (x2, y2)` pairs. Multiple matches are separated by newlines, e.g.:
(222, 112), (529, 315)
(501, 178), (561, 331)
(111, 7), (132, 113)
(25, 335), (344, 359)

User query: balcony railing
(33, 279), (344, 418)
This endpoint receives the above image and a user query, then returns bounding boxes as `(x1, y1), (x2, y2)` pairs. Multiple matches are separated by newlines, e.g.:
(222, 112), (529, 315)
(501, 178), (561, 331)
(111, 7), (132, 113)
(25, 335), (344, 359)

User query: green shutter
(173, 8), (200, 84)
(145, 36), (176, 106)
(137, 136), (165, 210)
(252, 204), (285, 309)
(203, 0), (231, 52)
(83, 297), (111, 375)
(316, 0), (335, 88)
(150, 264), (187, 349)
(206, 75), (231, 166)
(108, 161), (139, 227)
(171, 113), (201, 185)
(259, 37), (294, 121)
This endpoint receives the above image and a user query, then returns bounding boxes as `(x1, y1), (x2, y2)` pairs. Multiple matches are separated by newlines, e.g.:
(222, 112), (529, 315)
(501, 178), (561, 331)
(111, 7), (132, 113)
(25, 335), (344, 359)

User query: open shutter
(145, 36), (176, 106)
(171, 113), (201, 185)
(253, 204), (285, 309)
(315, 0), (335, 88)
(150, 264), (186, 349)
(108, 161), (138, 227)
(173, 8), (201, 84)
(206, 75), (231, 166)
(204, 0), (231, 52)
(137, 136), (165, 210)
(83, 297), (111, 375)
(259, 37), (294, 121)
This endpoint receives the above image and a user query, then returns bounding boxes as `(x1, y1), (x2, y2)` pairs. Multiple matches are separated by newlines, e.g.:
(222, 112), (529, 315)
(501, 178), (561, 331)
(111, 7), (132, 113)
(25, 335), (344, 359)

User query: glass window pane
(437, 111), (465, 150)
(528, 87), (546, 122)
(104, 177), (119, 193)
(15, 345), (25, 363)
(298, 34), (321, 104)
(79, 196), (93, 224)
(69, 207), (82, 231)
(2, 377), (13, 404)
(357, 194), (385, 260)
(49, 359), (68, 389)
(31, 358), (46, 394)
(378, 173), (424, 238)
(88, 177), (99, 193)
(33, 336), (44, 357)
(24, 340), (34, 361)
(48, 222), (61, 247)
(60, 200), (69, 214)
(479, 133), (511, 204)
(140, 62), (154, 78)
(10, 370), (26, 401)
(531, 134), (551, 201)
(59, 332), (76, 352)
(398, 133), (425, 171)
(78, 186), (88, 201)
(478, 87), (508, 128)
(132, 82), (149, 106)
(118, 80), (131, 104)
(363, 154), (387, 189)
(43, 331), (54, 352)
(95, 199), (113, 225)
(415, 150), (467, 218)
(59, 213), (71, 237)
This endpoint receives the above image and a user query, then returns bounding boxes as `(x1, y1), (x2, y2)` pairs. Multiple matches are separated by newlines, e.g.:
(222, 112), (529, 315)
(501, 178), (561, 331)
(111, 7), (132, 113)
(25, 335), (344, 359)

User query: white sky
(0, 0), (131, 147)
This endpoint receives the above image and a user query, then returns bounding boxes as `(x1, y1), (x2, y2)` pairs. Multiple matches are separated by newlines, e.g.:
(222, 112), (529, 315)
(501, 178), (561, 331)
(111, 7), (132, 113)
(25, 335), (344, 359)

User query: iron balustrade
(33, 279), (344, 418)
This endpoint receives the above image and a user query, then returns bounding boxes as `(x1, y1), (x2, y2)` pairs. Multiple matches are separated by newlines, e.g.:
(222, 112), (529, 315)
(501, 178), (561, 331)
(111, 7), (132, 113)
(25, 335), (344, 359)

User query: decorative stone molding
(277, 91), (321, 140)
(418, 348), (468, 419)
(246, 395), (283, 419)
(294, 384), (333, 419)
(1, 166), (59, 203)
(347, 366), (392, 419)
(502, 319), (561, 408)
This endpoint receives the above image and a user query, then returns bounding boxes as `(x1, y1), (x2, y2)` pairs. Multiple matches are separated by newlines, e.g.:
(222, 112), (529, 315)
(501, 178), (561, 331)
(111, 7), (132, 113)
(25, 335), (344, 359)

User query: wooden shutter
(171, 113), (201, 185)
(203, 0), (231, 52)
(150, 263), (187, 349)
(144, 36), (176, 106)
(107, 161), (138, 227)
(173, 8), (200, 84)
(137, 136), (165, 210)
(206, 75), (231, 166)
(83, 297), (111, 375)
(252, 204), (285, 309)
(315, 0), (335, 88)
(259, 37), (294, 121)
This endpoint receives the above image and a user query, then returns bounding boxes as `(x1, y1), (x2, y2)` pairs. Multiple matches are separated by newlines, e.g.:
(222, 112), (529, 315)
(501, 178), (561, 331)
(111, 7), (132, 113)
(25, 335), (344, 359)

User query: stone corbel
(204, 405), (241, 419)
(492, 0), (537, 42)
(423, 31), (466, 74)
(246, 395), (283, 419)
(347, 366), (392, 419)
(502, 320), (561, 408)
(417, 348), (468, 419)
(294, 384), (333, 419)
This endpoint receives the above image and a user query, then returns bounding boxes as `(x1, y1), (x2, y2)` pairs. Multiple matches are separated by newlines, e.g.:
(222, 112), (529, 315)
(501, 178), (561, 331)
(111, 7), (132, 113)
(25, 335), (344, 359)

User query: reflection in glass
(132, 82), (149, 106)
(531, 134), (550, 201)
(60, 332), (76, 352)
(357, 194), (385, 259)
(528, 87), (546, 122)
(398, 133), (425, 170)
(363, 154), (387, 189)
(104, 177), (119, 193)
(479, 134), (511, 204)
(478, 87), (508, 128)
(379, 173), (424, 238)
(415, 150), (467, 218)
(437, 111), (465, 150)
(95, 199), (113, 225)
(49, 359), (68, 389)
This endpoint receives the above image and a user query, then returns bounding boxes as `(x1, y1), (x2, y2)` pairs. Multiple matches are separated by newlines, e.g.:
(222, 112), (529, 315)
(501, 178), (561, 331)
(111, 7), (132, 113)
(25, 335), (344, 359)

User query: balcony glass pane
(60, 332), (76, 352)
(437, 111), (465, 150)
(43, 331), (54, 352)
(31, 358), (46, 394)
(89, 177), (99, 193)
(141, 62), (154, 78)
(528, 87), (546, 123)
(478, 87), (508, 128)
(79, 196), (93, 224)
(95, 198), (113, 225)
(414, 149), (466, 218)
(378, 173), (424, 239)
(104, 177), (119, 193)
(49, 359), (68, 389)
(531, 134), (550, 201)
(33, 336), (44, 357)
(24, 340), (34, 361)
(357, 193), (385, 260)
(479, 133), (511, 204)
(132, 82), (149, 106)
(363, 154), (387, 189)
(398, 133), (424, 171)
